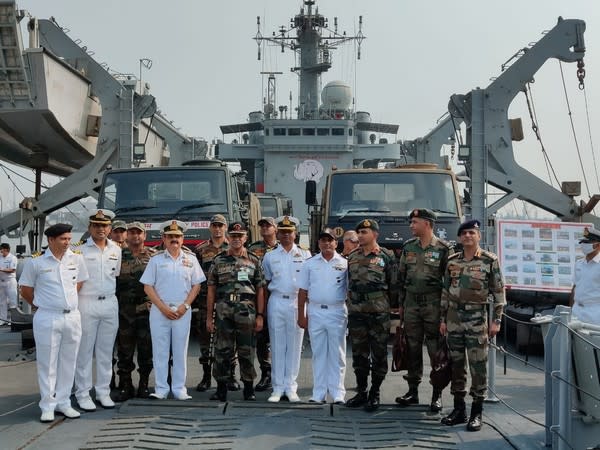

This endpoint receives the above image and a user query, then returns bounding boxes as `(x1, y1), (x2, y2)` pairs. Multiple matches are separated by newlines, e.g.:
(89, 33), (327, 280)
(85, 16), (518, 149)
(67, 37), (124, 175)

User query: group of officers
(20, 206), (507, 434)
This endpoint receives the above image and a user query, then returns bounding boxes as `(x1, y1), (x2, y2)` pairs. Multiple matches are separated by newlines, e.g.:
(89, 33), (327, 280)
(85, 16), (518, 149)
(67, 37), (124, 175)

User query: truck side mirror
(305, 180), (317, 206)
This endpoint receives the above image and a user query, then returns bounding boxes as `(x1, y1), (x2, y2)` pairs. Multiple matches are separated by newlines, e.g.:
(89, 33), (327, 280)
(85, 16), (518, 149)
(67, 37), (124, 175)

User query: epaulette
(348, 247), (360, 256)
(448, 252), (461, 260)
(248, 240), (262, 248)
(31, 250), (44, 258)
(437, 238), (452, 249)
(151, 250), (165, 257)
(183, 248), (194, 255)
(480, 250), (498, 261)
(298, 244), (310, 251)
(404, 237), (418, 245)
(71, 249), (82, 255)
(71, 240), (84, 247)
(145, 246), (158, 254)
(380, 247), (395, 259)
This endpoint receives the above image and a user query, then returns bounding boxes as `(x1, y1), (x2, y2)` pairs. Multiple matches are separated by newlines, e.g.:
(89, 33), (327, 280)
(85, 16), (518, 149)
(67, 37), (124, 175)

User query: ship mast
(254, 0), (364, 120)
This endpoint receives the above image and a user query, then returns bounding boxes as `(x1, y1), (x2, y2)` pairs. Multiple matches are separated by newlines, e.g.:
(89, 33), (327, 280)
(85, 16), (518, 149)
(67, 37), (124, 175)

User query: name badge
(238, 271), (249, 282)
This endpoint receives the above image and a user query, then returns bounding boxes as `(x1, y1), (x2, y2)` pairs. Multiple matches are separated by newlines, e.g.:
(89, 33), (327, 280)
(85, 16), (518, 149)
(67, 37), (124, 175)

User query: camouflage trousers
(446, 304), (488, 400)
(348, 312), (390, 380)
(403, 292), (442, 385)
(117, 304), (153, 379)
(193, 298), (212, 364)
(214, 300), (257, 383)
(256, 316), (271, 372)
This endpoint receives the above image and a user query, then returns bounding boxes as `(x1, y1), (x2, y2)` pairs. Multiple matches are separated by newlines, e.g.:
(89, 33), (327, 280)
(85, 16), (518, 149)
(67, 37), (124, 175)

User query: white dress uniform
(19, 249), (89, 414)
(74, 238), (122, 404)
(140, 249), (205, 398)
(0, 251), (18, 323)
(572, 251), (600, 325)
(297, 251), (348, 402)
(262, 243), (311, 397)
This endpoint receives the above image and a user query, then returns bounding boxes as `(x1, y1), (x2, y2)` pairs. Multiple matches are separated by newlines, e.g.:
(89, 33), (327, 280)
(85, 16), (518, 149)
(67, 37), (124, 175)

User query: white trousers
(572, 302), (600, 326)
(268, 294), (304, 395)
(33, 309), (82, 412)
(308, 303), (348, 401)
(75, 295), (119, 400)
(0, 279), (17, 322)
(149, 305), (191, 397)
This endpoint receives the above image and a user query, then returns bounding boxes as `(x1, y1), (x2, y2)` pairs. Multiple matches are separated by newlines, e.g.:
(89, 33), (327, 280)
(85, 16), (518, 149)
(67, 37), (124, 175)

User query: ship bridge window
(302, 128), (315, 136)
(349, 128), (353, 136)
(288, 128), (301, 136)
(274, 128), (286, 136)
(317, 128), (330, 136)
(331, 128), (345, 136)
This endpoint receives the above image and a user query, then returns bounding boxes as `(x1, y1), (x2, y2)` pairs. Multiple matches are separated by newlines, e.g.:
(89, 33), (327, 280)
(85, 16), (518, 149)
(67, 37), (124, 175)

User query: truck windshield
(99, 169), (228, 218)
(329, 172), (459, 217)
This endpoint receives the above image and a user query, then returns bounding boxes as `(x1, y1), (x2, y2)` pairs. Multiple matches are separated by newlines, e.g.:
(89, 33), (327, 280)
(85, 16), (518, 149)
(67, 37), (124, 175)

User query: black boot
(114, 378), (135, 402)
(466, 400), (483, 431)
(136, 374), (150, 399)
(210, 382), (228, 401)
(430, 389), (443, 413)
(395, 385), (419, 406)
(346, 375), (368, 408)
(364, 376), (384, 412)
(255, 370), (272, 392)
(441, 397), (467, 426)
(227, 363), (240, 391)
(110, 371), (117, 390)
(243, 382), (256, 401)
(196, 364), (212, 392)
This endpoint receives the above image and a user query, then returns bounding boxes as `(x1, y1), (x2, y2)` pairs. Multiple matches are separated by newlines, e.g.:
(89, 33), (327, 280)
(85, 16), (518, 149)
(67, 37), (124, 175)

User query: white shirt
(78, 238), (122, 297)
(296, 252), (348, 304)
(140, 249), (205, 302)
(19, 249), (89, 311)
(262, 244), (311, 296)
(0, 252), (17, 281)
(573, 252), (600, 307)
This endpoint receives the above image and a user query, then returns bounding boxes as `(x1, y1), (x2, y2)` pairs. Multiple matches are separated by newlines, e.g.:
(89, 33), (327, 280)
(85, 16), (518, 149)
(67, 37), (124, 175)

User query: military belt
(219, 293), (255, 304)
(449, 300), (486, 311)
(408, 291), (441, 303)
(353, 291), (385, 302)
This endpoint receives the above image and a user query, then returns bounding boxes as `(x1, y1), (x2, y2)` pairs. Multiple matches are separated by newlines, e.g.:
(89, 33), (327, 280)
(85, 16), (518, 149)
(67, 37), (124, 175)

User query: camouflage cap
(111, 220), (127, 231)
(210, 214), (227, 225)
(355, 218), (379, 232)
(457, 219), (481, 236)
(580, 227), (600, 243)
(127, 221), (146, 232)
(409, 208), (437, 222)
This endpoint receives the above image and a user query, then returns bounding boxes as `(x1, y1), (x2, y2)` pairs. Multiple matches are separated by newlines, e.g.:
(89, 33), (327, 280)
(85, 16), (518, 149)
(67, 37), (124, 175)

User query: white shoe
(174, 393), (192, 400)
(287, 392), (301, 403)
(333, 398), (345, 405)
(97, 395), (115, 409)
(56, 406), (81, 419)
(77, 397), (96, 412)
(149, 392), (166, 400)
(267, 391), (283, 403)
(40, 411), (55, 423)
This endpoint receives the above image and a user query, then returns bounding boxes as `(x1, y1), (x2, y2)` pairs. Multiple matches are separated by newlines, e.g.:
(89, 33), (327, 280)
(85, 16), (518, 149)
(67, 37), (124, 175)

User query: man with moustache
(114, 222), (156, 401)
(141, 220), (204, 400)
(297, 228), (348, 404)
(74, 210), (122, 411)
(207, 222), (265, 401)
(20, 223), (89, 422)
(109, 220), (128, 248)
(247, 216), (279, 392)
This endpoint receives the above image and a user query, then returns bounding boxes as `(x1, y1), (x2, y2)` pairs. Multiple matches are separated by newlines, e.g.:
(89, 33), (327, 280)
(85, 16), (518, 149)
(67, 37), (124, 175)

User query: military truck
(306, 164), (463, 254)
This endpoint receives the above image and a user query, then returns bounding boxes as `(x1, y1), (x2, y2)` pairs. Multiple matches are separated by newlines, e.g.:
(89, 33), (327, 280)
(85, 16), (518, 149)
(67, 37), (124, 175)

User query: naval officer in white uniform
(75, 209), (122, 411)
(297, 228), (348, 404)
(0, 243), (18, 325)
(570, 227), (600, 325)
(140, 220), (204, 400)
(20, 223), (89, 423)
(262, 216), (311, 402)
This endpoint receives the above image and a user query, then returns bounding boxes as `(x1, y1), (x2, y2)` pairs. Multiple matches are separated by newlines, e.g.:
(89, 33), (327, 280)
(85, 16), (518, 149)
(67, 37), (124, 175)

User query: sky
(1, 0), (599, 219)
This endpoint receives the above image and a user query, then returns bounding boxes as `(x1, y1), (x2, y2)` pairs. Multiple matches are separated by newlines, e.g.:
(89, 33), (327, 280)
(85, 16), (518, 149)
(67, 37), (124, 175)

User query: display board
(496, 219), (591, 292)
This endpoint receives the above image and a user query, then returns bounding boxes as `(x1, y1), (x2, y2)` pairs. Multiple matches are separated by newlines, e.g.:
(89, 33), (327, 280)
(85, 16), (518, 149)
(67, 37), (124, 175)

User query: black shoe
(430, 390), (443, 413)
(345, 391), (368, 408)
(243, 382), (256, 401)
(136, 378), (150, 399)
(395, 388), (419, 407)
(364, 389), (380, 412)
(227, 379), (241, 391)
(255, 373), (271, 392)
(441, 406), (467, 426)
(466, 401), (483, 431)
(196, 364), (212, 392)
(114, 381), (135, 402)
(210, 382), (227, 401)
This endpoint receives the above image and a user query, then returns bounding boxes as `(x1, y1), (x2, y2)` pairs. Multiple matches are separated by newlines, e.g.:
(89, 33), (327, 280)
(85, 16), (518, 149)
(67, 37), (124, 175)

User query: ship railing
(490, 305), (600, 450)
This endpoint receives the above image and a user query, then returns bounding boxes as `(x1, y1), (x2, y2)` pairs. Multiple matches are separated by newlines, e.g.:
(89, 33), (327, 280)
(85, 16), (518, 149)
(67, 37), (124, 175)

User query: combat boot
(243, 382), (256, 401)
(210, 382), (228, 401)
(346, 375), (368, 408)
(227, 363), (240, 391)
(196, 364), (212, 392)
(441, 397), (467, 426)
(395, 384), (419, 406)
(466, 400), (483, 432)
(364, 376), (384, 412)
(137, 374), (150, 399)
(255, 370), (271, 392)
(430, 389), (443, 413)
(114, 378), (135, 402)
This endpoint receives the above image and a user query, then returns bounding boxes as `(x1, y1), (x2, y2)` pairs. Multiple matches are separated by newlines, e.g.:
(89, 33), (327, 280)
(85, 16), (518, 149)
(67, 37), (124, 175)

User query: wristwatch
(183, 303), (190, 311)
(493, 318), (502, 324)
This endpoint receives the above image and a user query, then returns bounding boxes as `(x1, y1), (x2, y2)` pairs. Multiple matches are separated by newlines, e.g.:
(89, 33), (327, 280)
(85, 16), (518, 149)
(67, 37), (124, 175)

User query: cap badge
(232, 223), (242, 231)
(95, 210), (105, 219)
(169, 221), (178, 231)
(363, 219), (371, 227)
(283, 216), (291, 226)
(412, 209), (419, 217)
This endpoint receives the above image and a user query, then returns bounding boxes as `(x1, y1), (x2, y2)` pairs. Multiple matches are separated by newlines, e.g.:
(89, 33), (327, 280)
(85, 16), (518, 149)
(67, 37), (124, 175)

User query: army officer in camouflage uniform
(206, 222), (266, 402)
(396, 208), (452, 412)
(439, 220), (505, 432)
(346, 219), (398, 412)
(115, 222), (155, 401)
